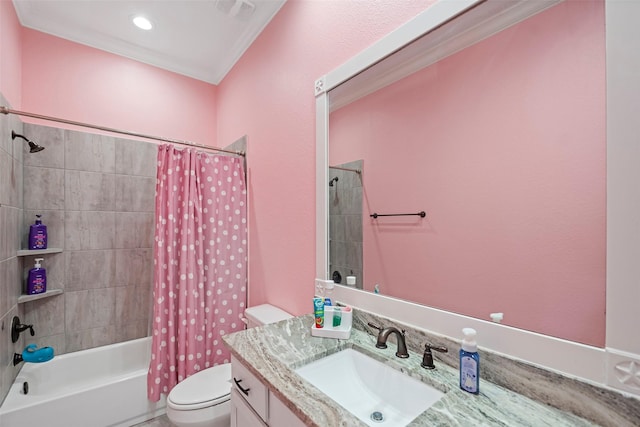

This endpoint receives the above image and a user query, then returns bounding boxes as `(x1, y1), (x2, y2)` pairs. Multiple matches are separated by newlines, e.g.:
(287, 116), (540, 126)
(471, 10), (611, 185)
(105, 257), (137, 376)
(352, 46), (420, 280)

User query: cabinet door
(231, 389), (267, 427)
(268, 391), (307, 427)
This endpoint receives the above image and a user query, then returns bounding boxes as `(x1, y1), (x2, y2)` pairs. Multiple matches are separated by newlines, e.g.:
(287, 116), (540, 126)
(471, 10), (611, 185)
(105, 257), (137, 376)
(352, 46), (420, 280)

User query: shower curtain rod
(0, 106), (245, 157)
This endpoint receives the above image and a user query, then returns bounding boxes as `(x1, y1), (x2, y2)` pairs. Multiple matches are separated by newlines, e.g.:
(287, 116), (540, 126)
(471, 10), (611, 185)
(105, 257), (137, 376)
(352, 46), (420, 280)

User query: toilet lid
(168, 363), (232, 409)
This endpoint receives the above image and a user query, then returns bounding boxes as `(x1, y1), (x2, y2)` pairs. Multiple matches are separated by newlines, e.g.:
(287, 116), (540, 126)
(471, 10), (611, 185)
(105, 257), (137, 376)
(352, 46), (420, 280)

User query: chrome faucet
(368, 322), (409, 358)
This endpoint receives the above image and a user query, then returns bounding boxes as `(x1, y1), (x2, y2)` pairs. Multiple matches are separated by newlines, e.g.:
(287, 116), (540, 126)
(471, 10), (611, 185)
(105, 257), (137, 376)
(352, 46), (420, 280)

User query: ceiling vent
(216, 0), (235, 14)
(216, 0), (256, 19)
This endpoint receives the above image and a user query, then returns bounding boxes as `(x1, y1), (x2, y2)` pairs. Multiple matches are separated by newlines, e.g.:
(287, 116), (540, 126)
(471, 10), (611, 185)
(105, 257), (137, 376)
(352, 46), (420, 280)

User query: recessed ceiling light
(132, 16), (153, 30)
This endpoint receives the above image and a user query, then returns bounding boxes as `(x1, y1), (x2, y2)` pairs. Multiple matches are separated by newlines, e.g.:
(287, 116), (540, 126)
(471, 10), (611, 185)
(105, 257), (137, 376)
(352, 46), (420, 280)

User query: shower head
(11, 131), (45, 153)
(329, 177), (339, 187)
(28, 141), (45, 153)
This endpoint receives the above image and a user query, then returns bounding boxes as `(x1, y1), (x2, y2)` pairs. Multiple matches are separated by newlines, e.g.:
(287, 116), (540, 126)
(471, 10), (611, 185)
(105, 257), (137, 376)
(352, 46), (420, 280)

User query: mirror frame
(315, 0), (640, 396)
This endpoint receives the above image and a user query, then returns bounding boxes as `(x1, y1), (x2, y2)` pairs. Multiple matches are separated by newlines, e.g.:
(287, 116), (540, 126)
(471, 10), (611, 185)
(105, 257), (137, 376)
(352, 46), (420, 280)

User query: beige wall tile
(23, 166), (65, 210)
(115, 138), (158, 177)
(65, 130), (115, 173)
(65, 170), (115, 211)
(23, 209), (64, 250)
(65, 325), (117, 353)
(64, 211), (115, 250)
(23, 123), (64, 168)
(22, 293), (65, 337)
(115, 212), (154, 249)
(115, 248), (153, 287)
(65, 249), (116, 291)
(65, 288), (116, 332)
(115, 175), (155, 212)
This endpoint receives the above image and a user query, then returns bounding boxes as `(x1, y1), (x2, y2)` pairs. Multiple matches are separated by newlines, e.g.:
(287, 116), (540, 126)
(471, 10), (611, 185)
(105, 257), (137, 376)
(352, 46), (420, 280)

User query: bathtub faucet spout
(14, 344), (54, 366)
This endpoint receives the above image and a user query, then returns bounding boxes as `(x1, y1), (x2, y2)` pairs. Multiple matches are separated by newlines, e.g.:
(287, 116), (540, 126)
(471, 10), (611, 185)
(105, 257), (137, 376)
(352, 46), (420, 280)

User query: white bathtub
(0, 337), (166, 427)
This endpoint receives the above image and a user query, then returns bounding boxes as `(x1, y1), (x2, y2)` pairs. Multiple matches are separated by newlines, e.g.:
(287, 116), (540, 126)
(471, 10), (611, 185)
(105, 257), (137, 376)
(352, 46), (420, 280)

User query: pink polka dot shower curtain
(147, 144), (247, 402)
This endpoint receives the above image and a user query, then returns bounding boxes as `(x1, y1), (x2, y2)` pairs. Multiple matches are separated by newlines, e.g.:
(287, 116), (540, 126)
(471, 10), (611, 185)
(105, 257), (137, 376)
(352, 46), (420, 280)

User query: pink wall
(329, 1), (606, 346)
(216, 0), (434, 315)
(11, 0), (602, 341)
(10, 0), (435, 320)
(0, 0), (23, 107)
(20, 28), (217, 145)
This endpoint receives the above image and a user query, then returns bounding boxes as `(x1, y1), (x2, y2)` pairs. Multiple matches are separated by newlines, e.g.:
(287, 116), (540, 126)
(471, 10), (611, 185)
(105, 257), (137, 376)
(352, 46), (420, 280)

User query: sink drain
(370, 411), (385, 423)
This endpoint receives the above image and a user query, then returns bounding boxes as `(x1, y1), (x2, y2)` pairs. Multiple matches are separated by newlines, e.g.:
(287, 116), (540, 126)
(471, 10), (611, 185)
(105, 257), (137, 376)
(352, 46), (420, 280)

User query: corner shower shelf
(17, 248), (63, 256)
(17, 248), (64, 303)
(18, 289), (63, 304)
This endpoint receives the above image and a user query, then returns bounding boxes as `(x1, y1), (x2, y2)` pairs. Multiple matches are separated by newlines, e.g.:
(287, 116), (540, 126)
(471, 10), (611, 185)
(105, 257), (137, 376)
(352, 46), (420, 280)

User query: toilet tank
(245, 304), (293, 329)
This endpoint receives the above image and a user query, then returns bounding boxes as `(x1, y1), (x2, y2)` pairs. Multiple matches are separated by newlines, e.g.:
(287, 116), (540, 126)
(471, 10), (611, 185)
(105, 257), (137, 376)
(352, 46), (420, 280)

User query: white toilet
(166, 304), (293, 427)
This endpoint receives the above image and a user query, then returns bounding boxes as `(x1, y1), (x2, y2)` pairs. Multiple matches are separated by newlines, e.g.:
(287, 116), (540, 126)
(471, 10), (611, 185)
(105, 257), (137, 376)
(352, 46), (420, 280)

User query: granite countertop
(223, 314), (598, 427)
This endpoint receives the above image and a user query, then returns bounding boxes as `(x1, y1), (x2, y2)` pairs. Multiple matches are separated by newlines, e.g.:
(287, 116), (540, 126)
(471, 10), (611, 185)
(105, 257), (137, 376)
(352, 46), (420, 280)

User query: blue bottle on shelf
(26, 258), (47, 295)
(29, 214), (48, 250)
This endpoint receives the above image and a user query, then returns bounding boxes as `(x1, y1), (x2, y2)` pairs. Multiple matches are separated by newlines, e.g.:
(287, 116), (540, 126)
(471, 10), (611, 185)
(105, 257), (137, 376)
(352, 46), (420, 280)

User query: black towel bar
(370, 211), (426, 219)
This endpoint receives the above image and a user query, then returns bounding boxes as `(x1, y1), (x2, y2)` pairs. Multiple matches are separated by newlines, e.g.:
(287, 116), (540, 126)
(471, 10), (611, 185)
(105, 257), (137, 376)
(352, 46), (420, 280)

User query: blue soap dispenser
(459, 327), (480, 394)
(29, 214), (48, 249)
(27, 258), (47, 295)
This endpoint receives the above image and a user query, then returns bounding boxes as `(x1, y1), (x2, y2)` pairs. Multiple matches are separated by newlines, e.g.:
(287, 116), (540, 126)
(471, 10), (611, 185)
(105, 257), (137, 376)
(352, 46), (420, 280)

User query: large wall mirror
(320, 0), (607, 347)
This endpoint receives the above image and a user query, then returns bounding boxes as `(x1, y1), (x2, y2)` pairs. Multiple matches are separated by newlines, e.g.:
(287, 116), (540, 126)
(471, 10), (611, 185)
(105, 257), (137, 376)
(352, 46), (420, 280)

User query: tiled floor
(131, 414), (175, 427)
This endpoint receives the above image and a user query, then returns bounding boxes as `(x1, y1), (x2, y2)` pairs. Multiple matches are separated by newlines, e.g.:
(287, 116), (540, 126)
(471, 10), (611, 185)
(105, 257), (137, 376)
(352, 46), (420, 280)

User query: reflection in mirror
(328, 0), (605, 346)
(328, 162), (363, 288)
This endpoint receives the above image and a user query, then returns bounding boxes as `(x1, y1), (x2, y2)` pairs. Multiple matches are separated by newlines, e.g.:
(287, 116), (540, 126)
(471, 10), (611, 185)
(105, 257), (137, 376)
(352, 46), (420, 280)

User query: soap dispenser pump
(29, 214), (48, 250)
(27, 258), (47, 295)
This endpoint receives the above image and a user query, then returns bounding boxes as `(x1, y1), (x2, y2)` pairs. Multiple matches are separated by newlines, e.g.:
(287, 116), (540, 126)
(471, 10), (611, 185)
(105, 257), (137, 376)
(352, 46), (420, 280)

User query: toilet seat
(167, 363), (232, 410)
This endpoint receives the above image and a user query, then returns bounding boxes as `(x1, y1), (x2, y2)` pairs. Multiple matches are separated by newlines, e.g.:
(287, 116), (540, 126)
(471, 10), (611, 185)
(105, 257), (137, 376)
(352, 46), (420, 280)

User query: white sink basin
(295, 348), (444, 426)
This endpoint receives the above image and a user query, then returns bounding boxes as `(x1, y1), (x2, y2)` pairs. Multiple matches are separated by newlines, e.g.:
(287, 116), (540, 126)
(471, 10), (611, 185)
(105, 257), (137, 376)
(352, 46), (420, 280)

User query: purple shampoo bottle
(29, 214), (48, 250)
(27, 258), (47, 295)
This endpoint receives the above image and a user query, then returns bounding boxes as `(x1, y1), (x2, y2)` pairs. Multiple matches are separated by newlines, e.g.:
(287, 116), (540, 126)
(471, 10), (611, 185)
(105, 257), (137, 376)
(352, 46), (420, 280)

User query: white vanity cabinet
(230, 356), (306, 427)
(231, 389), (267, 427)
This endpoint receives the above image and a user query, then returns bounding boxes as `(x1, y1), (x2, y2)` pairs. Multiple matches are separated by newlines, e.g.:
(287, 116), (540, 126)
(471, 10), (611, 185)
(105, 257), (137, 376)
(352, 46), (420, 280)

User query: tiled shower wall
(0, 94), (25, 405)
(328, 160), (363, 289)
(19, 123), (157, 356)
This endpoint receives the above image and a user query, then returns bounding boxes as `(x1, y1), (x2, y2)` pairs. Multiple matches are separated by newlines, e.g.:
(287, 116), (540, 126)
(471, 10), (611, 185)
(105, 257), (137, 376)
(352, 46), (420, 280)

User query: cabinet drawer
(231, 355), (269, 422)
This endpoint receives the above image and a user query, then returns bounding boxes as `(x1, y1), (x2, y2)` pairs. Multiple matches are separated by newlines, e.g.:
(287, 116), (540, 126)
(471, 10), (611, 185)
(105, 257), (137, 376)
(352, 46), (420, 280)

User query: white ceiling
(12, 0), (286, 85)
